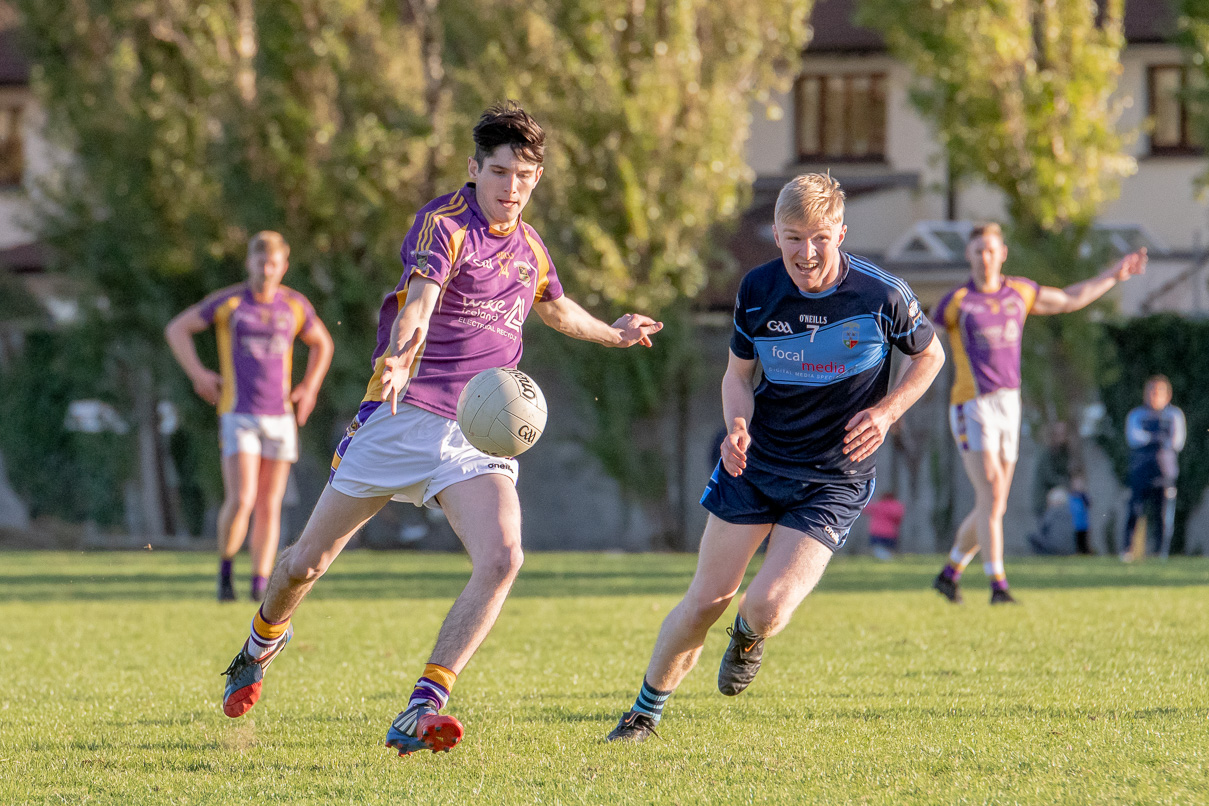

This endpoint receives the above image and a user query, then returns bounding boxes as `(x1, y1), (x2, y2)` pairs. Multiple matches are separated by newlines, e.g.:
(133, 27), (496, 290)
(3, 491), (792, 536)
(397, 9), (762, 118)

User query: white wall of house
(748, 42), (1209, 258)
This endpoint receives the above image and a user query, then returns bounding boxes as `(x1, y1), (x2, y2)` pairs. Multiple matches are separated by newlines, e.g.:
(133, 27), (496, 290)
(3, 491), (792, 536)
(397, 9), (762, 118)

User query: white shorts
(329, 402), (518, 508)
(949, 388), (1022, 463)
(220, 412), (299, 462)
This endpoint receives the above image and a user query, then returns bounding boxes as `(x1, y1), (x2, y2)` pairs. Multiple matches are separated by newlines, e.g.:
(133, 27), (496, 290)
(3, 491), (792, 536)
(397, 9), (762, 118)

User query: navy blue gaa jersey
(731, 252), (935, 482)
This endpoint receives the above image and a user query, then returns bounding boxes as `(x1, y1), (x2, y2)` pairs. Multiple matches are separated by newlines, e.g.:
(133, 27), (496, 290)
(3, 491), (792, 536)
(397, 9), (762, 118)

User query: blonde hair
(774, 173), (845, 227)
(968, 222), (1004, 244)
(248, 230), (290, 258)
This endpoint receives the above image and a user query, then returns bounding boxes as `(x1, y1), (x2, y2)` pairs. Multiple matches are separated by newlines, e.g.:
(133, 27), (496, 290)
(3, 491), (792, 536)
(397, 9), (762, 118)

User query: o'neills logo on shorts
(487, 462), (513, 471)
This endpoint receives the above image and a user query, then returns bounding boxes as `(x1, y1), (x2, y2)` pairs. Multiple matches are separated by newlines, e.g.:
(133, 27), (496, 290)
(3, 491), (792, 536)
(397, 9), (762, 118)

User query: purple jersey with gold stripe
(362, 183), (564, 419)
(933, 276), (1039, 405)
(197, 284), (318, 415)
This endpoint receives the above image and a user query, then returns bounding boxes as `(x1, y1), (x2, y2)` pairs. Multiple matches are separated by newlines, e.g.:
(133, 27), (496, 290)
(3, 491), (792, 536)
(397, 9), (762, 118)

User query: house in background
(734, 0), (1207, 315)
(731, 0), (1209, 555)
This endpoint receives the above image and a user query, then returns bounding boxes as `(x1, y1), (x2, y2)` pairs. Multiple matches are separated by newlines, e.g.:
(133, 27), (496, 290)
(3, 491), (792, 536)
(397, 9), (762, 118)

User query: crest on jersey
(514, 259), (535, 288)
(843, 322), (860, 348)
(414, 250), (430, 273)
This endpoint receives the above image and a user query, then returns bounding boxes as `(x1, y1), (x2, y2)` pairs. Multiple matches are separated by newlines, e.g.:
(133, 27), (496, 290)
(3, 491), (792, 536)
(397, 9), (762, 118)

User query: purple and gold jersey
(197, 284), (318, 415)
(933, 276), (1039, 405)
(361, 183), (564, 419)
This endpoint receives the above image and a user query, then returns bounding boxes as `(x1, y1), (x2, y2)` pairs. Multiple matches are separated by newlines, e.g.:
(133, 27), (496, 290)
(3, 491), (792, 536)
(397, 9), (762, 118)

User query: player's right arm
(164, 306), (222, 406)
(380, 276), (442, 415)
(720, 351), (758, 477)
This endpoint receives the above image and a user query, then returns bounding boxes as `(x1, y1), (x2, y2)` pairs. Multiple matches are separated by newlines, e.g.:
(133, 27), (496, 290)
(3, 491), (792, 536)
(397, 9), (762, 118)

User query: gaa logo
(517, 424), (539, 443)
(766, 320), (793, 335)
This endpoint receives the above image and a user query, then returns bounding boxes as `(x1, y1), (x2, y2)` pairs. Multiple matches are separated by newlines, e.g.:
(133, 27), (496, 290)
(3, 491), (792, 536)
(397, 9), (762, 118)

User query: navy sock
(631, 677), (673, 724)
(220, 559), (233, 583)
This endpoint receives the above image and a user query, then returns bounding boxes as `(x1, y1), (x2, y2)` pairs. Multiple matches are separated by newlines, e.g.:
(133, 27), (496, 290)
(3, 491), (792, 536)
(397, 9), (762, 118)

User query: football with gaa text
(456, 368), (548, 457)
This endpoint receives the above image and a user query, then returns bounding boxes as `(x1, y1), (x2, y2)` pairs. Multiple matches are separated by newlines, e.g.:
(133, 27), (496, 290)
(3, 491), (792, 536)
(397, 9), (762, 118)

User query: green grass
(2, 551), (1208, 804)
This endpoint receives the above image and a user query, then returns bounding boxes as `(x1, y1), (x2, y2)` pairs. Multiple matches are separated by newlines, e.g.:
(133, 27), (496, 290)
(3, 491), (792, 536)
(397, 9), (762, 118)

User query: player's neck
(249, 278), (279, 303)
(972, 273), (1003, 293)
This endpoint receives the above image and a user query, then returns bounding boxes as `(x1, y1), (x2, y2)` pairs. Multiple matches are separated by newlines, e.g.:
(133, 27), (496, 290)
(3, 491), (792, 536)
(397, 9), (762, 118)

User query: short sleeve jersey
(197, 284), (318, 416)
(730, 253), (934, 482)
(362, 183), (565, 419)
(933, 276), (1039, 405)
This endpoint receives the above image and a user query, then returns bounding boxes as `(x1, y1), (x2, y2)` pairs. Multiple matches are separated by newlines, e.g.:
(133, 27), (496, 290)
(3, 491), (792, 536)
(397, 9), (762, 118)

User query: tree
(14, 0), (436, 534)
(437, 0), (816, 546)
(857, 0), (1139, 488)
(13, 0), (816, 546)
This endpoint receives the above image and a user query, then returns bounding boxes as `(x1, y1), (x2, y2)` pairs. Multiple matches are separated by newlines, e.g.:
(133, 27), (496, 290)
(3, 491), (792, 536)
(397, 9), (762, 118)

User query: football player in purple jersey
(166, 232), (334, 603)
(931, 223), (1146, 604)
(218, 102), (663, 756)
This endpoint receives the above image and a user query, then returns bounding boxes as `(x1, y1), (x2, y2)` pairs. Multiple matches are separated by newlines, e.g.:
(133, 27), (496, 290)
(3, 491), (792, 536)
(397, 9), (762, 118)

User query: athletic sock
(250, 575), (267, 600)
(246, 605), (291, 660)
(941, 548), (974, 581)
(630, 677), (673, 724)
(220, 559), (233, 584)
(983, 561), (1008, 590)
(395, 664), (456, 736)
(409, 663), (456, 711)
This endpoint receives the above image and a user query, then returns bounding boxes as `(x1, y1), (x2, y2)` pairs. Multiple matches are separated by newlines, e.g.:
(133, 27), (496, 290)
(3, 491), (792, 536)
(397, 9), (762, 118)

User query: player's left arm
(843, 334), (945, 463)
(1031, 248), (1148, 315)
(534, 295), (663, 347)
(291, 318), (335, 427)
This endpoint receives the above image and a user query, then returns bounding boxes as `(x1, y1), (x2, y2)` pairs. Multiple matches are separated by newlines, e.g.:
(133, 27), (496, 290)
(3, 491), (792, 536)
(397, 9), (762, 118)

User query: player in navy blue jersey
(607, 173), (946, 742)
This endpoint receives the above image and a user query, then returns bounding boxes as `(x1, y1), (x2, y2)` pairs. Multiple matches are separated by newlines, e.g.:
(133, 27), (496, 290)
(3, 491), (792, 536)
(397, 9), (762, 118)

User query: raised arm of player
(843, 333), (945, 463)
(291, 318), (334, 426)
(164, 306), (223, 406)
(719, 351), (758, 478)
(1031, 248), (1148, 315)
(381, 277), (442, 415)
(534, 295), (663, 347)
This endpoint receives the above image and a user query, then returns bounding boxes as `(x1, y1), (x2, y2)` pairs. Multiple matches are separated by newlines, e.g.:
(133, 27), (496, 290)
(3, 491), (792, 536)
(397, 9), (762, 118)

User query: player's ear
(468, 156), (479, 179)
(836, 224), (847, 246)
(771, 221), (781, 249)
(534, 165), (543, 185)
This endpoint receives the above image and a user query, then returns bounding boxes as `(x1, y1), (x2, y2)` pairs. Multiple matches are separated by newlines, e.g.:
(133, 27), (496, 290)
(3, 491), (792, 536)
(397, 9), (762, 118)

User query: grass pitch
(2, 550), (1208, 804)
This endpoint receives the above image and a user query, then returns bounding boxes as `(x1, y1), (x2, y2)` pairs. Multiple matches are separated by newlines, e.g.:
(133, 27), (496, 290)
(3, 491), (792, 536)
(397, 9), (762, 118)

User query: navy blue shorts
(700, 461), (876, 551)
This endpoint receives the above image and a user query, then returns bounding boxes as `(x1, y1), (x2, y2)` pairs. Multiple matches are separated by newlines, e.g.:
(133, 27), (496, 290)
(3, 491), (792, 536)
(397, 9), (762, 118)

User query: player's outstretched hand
(721, 421), (751, 477)
(612, 313), (664, 348)
(1111, 247), (1147, 282)
(291, 384), (319, 426)
(380, 327), (424, 415)
(191, 369), (223, 407)
(843, 406), (895, 463)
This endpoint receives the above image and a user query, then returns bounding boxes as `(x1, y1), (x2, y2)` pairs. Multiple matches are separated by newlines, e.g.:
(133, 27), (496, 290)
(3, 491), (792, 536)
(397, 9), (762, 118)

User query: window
(1148, 65), (1203, 155)
(0, 103), (22, 186)
(794, 73), (886, 162)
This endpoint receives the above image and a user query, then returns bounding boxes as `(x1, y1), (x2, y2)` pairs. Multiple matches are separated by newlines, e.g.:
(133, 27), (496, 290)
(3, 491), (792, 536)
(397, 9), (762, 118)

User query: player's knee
(682, 589), (733, 626)
(477, 542), (524, 584)
(281, 546), (329, 584)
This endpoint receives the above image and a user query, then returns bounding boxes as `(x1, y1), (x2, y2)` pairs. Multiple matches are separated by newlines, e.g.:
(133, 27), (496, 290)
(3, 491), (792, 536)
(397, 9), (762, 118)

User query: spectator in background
(1027, 486), (1076, 556)
(866, 490), (906, 560)
(1123, 375), (1186, 560)
(1068, 475), (1091, 555)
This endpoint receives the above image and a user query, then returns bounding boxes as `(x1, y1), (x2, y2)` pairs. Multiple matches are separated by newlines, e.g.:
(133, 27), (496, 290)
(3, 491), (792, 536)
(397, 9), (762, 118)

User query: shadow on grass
(0, 554), (1206, 602)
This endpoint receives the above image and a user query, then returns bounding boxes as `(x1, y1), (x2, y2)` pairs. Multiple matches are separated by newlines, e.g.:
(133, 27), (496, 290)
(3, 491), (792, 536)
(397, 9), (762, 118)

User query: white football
(456, 368), (548, 457)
